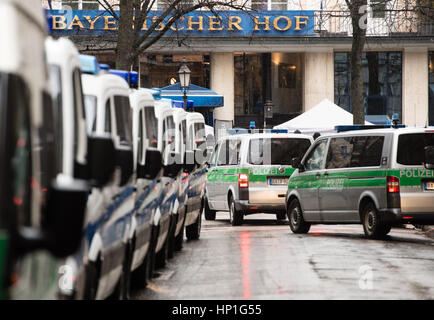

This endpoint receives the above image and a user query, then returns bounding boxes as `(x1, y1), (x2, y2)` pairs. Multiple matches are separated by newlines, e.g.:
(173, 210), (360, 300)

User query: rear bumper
(380, 209), (434, 224)
(235, 200), (286, 214)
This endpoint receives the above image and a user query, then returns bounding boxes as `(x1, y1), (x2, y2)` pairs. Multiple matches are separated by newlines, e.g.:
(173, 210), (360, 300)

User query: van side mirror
(116, 146), (134, 186)
(184, 150), (196, 173)
(163, 152), (182, 178)
(194, 148), (205, 166)
(137, 148), (162, 180)
(424, 146), (434, 170)
(87, 135), (116, 187)
(291, 157), (304, 172)
(17, 179), (89, 258)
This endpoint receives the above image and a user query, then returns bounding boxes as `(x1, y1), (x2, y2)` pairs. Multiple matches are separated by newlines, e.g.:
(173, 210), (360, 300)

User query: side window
(166, 115), (175, 151)
(228, 139), (241, 165)
(144, 107), (158, 148)
(350, 136), (384, 167)
(84, 95), (97, 134)
(304, 139), (327, 171)
(210, 143), (219, 167)
(113, 96), (132, 146)
(137, 110), (144, 164)
(326, 137), (353, 169)
(72, 68), (85, 155)
(217, 140), (228, 166)
(181, 120), (187, 151)
(104, 98), (111, 133)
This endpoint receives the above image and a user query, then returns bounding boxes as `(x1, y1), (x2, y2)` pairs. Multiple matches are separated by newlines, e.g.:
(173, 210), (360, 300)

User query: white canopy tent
(273, 99), (372, 134)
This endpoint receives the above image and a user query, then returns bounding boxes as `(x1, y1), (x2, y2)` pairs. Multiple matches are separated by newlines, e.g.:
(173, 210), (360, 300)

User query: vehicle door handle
(315, 173), (321, 179)
(324, 172), (328, 177)
(112, 193), (121, 201)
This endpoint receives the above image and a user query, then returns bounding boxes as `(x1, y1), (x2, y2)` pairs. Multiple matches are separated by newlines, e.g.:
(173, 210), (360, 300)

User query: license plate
(269, 178), (289, 185)
(425, 182), (434, 190)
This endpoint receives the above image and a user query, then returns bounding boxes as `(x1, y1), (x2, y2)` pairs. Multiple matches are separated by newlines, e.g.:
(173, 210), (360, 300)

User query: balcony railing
(314, 10), (434, 37)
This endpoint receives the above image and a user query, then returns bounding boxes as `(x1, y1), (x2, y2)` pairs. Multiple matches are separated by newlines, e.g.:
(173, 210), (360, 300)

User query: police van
(184, 112), (208, 237)
(286, 126), (434, 239)
(69, 59), (136, 300)
(205, 130), (313, 226)
(0, 0), (99, 299)
(127, 89), (162, 291)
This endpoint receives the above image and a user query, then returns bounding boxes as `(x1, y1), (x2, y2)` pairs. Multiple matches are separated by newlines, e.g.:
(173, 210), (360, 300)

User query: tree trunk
(116, 0), (134, 70)
(350, 0), (368, 125)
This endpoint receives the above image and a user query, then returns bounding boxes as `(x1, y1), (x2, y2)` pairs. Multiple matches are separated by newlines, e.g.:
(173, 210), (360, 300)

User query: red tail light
(387, 176), (400, 193)
(239, 173), (249, 188)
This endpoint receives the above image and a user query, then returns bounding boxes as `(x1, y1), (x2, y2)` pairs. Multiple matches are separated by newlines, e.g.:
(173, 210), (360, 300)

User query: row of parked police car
(0, 0), (210, 300)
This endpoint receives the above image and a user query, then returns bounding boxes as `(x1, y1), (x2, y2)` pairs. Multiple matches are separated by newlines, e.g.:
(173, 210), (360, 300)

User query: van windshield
(84, 95), (97, 134)
(248, 138), (311, 166)
(397, 133), (434, 166)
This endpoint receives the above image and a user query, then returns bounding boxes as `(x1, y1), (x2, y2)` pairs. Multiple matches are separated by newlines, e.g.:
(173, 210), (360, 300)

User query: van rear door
(396, 132), (434, 214)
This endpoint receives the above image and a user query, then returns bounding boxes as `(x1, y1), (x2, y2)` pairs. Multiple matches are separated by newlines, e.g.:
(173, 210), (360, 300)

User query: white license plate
(425, 182), (434, 190)
(269, 178), (288, 185)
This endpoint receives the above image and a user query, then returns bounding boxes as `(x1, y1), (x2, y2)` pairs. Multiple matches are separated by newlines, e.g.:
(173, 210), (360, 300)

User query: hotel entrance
(234, 52), (304, 128)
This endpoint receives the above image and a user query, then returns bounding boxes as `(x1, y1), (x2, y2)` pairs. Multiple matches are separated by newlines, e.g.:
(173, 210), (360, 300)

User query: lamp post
(178, 57), (191, 111)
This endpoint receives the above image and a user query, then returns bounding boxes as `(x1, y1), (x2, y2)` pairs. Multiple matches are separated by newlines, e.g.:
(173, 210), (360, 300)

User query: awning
(159, 83), (224, 108)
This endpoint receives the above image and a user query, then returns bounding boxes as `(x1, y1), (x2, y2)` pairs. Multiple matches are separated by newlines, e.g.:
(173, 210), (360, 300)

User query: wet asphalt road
(132, 212), (434, 300)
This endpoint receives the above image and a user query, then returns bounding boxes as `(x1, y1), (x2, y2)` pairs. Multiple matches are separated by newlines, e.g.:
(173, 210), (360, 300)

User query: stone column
(403, 48), (429, 126)
(303, 51), (334, 111)
(210, 52), (234, 123)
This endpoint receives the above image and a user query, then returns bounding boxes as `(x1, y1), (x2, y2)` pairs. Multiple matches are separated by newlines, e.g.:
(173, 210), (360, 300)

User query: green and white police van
(286, 127), (434, 239)
(205, 130), (313, 226)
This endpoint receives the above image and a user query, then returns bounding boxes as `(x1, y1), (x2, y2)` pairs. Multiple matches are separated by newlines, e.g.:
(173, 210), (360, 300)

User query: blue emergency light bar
(140, 88), (161, 100)
(109, 69), (129, 84)
(227, 128), (289, 135)
(335, 124), (406, 132)
(79, 55), (100, 74)
(99, 64), (110, 71)
(129, 71), (138, 86)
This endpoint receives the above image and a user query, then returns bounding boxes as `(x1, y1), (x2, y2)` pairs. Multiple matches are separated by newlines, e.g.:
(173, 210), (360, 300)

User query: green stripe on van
(0, 230), (8, 300)
(288, 168), (434, 189)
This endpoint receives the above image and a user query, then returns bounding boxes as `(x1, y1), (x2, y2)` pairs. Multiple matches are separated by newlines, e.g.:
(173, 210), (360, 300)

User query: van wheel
(111, 240), (133, 300)
(174, 214), (185, 251)
(287, 199), (310, 234)
(362, 203), (390, 239)
(83, 258), (101, 300)
(186, 201), (203, 240)
(155, 225), (168, 269)
(229, 196), (243, 226)
(204, 198), (216, 221)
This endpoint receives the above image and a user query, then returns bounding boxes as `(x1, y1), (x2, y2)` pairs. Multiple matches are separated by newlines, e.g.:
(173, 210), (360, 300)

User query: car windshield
(248, 138), (311, 166)
(397, 133), (434, 166)
(145, 107), (158, 148)
(84, 95), (97, 134)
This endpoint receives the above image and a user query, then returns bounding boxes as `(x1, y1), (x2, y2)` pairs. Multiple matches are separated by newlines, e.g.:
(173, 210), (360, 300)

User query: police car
(287, 125), (434, 239)
(205, 129), (313, 226)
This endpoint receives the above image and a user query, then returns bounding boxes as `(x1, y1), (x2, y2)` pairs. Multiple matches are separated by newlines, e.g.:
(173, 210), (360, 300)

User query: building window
(429, 52), (434, 125)
(251, 0), (287, 11)
(334, 52), (402, 123)
(370, 0), (387, 19)
(157, 0), (194, 10)
(234, 53), (263, 116)
(62, 0), (99, 10)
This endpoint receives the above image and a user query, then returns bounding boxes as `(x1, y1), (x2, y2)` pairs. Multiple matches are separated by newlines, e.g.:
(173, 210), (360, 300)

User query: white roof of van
(82, 73), (130, 97)
(323, 127), (434, 138)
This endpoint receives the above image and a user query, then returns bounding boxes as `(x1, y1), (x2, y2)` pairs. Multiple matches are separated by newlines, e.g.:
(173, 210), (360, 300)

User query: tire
(186, 200), (203, 240)
(167, 215), (177, 259)
(109, 239), (133, 300)
(155, 225), (168, 269)
(146, 225), (158, 280)
(229, 196), (243, 226)
(362, 202), (391, 239)
(83, 258), (100, 300)
(174, 214), (185, 252)
(287, 199), (310, 234)
(204, 198), (216, 221)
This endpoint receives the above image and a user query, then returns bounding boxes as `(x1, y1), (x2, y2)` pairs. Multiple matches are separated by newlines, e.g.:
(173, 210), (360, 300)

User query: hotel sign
(48, 10), (315, 37)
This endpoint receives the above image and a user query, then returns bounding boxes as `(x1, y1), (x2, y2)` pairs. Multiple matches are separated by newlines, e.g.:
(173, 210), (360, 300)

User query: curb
(422, 225), (434, 240)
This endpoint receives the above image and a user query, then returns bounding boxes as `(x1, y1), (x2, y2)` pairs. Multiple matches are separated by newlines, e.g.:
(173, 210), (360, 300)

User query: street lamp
(178, 57), (191, 111)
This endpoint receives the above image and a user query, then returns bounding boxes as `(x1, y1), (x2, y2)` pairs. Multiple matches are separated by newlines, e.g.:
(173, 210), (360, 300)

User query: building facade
(43, 0), (434, 128)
